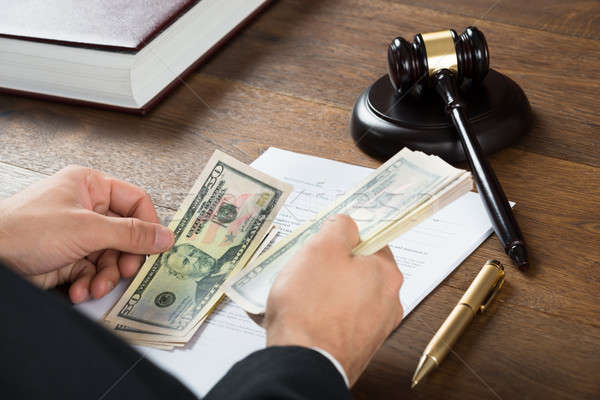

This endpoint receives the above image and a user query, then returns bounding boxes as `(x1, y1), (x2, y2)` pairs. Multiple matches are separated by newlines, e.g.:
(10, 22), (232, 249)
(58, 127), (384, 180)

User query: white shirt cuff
(310, 347), (349, 387)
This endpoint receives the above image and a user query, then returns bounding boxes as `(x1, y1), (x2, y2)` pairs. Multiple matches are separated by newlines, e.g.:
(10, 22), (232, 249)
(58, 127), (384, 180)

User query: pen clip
(479, 272), (505, 313)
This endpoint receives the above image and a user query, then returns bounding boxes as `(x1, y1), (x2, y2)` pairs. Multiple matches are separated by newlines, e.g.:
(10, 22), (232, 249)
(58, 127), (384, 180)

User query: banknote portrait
(163, 243), (240, 304)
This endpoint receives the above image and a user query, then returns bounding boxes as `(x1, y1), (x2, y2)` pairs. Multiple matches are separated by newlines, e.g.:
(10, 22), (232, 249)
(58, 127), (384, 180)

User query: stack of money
(103, 147), (471, 349)
(225, 148), (473, 314)
(103, 151), (291, 349)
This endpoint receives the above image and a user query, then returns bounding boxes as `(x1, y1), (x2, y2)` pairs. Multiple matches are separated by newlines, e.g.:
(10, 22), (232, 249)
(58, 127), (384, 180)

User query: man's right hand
(265, 214), (404, 386)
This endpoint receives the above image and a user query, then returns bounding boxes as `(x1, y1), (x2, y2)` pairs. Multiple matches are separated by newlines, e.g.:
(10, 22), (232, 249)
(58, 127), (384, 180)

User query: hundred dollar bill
(105, 150), (291, 336)
(225, 148), (471, 314)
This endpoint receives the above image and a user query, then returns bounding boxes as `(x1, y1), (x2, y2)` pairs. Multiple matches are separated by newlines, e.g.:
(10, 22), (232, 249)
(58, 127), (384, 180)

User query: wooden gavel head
(387, 27), (489, 95)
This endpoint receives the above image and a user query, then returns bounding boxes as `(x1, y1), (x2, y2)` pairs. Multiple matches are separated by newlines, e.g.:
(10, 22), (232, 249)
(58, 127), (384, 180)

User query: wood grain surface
(0, 0), (598, 398)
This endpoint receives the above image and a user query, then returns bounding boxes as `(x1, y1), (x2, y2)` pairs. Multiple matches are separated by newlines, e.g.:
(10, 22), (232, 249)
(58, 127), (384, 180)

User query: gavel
(387, 27), (528, 269)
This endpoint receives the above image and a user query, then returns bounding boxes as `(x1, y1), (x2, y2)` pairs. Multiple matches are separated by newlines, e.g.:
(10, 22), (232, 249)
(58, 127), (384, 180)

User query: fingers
(108, 208), (146, 278)
(108, 178), (160, 223)
(373, 246), (401, 281)
(317, 214), (360, 250)
(61, 165), (166, 257)
(118, 253), (145, 278)
(103, 210), (146, 278)
(91, 214), (174, 255)
(69, 164), (161, 227)
(69, 166), (159, 224)
(99, 209), (142, 277)
(373, 246), (404, 326)
(374, 245), (394, 262)
(91, 175), (170, 257)
(68, 259), (97, 304)
(90, 250), (120, 299)
(86, 250), (103, 264)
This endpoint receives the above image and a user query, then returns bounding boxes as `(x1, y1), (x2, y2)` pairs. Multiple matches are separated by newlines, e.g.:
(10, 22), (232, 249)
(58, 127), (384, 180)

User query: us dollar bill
(105, 226), (279, 347)
(225, 148), (471, 314)
(105, 150), (291, 336)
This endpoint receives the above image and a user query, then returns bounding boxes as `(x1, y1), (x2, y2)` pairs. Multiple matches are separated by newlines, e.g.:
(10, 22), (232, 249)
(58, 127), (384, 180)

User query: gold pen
(411, 259), (505, 388)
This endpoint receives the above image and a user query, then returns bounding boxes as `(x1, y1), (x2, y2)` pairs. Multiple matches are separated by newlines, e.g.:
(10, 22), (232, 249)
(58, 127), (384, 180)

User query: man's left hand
(0, 166), (174, 303)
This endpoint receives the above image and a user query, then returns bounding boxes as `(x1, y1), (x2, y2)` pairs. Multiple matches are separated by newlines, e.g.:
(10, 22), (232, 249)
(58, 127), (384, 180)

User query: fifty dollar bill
(105, 150), (291, 337)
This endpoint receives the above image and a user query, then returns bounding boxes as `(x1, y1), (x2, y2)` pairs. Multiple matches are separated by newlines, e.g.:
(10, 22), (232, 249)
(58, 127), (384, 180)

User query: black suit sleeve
(0, 262), (197, 400)
(0, 262), (351, 399)
(206, 346), (351, 400)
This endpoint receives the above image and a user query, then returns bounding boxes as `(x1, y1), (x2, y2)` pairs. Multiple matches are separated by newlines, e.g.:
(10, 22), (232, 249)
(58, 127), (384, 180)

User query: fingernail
(155, 226), (174, 251)
(105, 281), (115, 293)
(80, 288), (89, 302)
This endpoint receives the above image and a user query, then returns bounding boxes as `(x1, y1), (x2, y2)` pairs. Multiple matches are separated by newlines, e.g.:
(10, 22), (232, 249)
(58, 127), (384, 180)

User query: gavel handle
(433, 69), (528, 269)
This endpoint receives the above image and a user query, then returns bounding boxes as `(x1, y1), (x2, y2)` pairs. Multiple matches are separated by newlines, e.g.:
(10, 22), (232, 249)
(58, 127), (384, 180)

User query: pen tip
(411, 380), (418, 389)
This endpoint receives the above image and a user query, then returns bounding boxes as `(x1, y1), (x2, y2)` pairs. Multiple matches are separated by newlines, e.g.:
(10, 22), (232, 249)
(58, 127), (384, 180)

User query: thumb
(91, 214), (174, 255)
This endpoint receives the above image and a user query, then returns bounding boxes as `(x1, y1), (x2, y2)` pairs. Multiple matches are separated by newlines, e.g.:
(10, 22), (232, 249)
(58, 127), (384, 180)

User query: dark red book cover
(0, 0), (272, 113)
(0, 0), (197, 52)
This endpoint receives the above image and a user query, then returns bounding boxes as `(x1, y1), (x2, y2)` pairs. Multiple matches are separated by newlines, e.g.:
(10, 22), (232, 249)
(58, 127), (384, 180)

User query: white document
(76, 147), (501, 397)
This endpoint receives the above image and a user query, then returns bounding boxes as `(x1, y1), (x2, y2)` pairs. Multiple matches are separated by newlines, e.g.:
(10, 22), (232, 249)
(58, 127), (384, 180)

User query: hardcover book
(0, 0), (271, 113)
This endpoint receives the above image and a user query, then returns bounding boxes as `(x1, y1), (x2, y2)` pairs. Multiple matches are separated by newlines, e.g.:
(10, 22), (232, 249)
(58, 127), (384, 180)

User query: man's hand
(265, 214), (403, 386)
(0, 166), (174, 303)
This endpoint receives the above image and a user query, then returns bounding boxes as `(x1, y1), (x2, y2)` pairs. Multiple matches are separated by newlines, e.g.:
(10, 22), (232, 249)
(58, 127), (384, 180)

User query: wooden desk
(1, 1), (598, 398)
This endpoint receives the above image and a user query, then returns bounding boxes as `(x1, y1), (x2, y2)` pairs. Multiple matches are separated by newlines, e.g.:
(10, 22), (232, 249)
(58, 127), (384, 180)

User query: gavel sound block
(350, 28), (532, 163)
